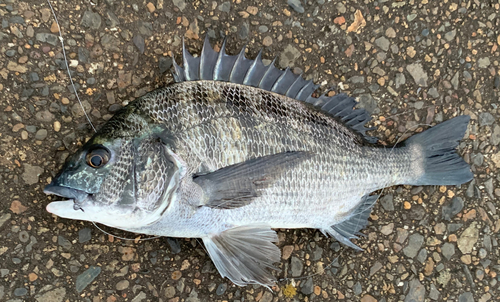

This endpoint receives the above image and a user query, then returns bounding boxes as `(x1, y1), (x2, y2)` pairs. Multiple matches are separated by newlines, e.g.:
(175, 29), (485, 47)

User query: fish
(44, 36), (473, 287)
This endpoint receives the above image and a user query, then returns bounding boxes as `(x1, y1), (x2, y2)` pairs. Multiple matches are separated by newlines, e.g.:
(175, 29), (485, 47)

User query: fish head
(44, 127), (184, 230)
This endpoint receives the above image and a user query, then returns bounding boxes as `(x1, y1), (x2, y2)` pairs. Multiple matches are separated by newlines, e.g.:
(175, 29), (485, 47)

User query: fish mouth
(44, 184), (91, 212)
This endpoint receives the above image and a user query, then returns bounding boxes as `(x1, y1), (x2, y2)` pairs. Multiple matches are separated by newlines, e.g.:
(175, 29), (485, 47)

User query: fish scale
(45, 37), (473, 287)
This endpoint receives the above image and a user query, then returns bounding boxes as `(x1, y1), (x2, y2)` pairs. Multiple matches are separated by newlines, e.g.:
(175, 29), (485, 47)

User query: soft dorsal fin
(172, 36), (377, 143)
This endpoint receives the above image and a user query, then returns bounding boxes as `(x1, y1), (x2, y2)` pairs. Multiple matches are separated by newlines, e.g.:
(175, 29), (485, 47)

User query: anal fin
(203, 225), (281, 287)
(323, 194), (379, 251)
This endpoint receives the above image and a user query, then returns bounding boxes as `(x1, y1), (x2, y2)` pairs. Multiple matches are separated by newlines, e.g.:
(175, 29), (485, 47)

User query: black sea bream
(44, 37), (473, 287)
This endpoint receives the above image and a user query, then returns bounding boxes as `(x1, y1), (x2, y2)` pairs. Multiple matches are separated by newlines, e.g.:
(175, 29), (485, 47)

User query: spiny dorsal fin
(172, 36), (377, 143)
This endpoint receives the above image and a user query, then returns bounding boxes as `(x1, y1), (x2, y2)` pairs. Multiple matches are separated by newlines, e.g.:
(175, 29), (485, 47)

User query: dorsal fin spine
(172, 36), (377, 143)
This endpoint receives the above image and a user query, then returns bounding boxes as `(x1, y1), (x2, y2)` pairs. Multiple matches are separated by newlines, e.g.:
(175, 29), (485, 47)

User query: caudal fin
(405, 115), (473, 186)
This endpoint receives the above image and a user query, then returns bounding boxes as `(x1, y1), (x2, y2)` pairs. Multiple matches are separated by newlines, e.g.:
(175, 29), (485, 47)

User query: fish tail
(405, 115), (473, 186)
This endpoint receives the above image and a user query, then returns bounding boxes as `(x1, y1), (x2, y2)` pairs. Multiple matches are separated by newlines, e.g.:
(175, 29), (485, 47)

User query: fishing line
(46, 0), (97, 133)
(91, 221), (161, 241)
(47, 0), (150, 242)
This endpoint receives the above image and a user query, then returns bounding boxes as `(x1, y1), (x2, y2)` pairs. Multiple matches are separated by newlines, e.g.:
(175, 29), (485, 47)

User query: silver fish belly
(45, 37), (473, 287)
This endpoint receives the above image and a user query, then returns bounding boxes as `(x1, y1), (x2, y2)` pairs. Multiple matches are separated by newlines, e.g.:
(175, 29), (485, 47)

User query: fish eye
(86, 146), (110, 168)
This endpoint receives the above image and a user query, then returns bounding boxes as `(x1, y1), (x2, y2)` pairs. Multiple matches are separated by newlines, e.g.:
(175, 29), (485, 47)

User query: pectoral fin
(202, 225), (281, 287)
(193, 151), (313, 209)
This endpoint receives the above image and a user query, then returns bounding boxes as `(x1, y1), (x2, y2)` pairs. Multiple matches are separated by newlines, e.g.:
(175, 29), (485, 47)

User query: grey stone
(472, 153), (483, 166)
(353, 281), (362, 295)
(290, 256), (303, 277)
(478, 57), (490, 68)
(429, 283), (439, 300)
(287, 0), (305, 13)
(35, 110), (54, 122)
(369, 261), (383, 277)
(218, 2), (230, 12)
(10, 16), (26, 25)
(406, 63), (428, 87)
(463, 265), (475, 288)
(138, 22), (153, 36)
(479, 112), (494, 126)
(164, 286), (175, 298)
(483, 235), (492, 252)
(300, 277), (314, 295)
(442, 196), (464, 221)
(375, 36), (390, 51)
(260, 291), (273, 302)
(108, 104), (122, 113)
(0, 213), (11, 228)
(30, 72), (39, 82)
(116, 280), (129, 290)
(133, 35), (145, 54)
(414, 101), (424, 109)
(403, 233), (424, 258)
(350, 75), (365, 84)
(76, 266), (101, 293)
(35, 129), (48, 140)
(36, 33), (58, 46)
(404, 279), (425, 302)
(238, 22), (249, 40)
(458, 222), (479, 254)
(494, 75), (500, 89)
(172, 0), (186, 11)
(312, 247), (323, 261)
(36, 287), (66, 302)
(22, 164), (44, 185)
(71, 101), (91, 118)
(356, 94), (378, 114)
(14, 288), (27, 296)
(451, 71), (459, 89)
(279, 44), (301, 68)
(491, 125), (500, 145)
(81, 11), (101, 30)
(484, 178), (493, 198)
(216, 283), (227, 295)
(380, 194), (394, 211)
(373, 66), (385, 76)
(131, 291), (146, 302)
(258, 25), (268, 33)
(101, 34), (120, 52)
(395, 73), (406, 89)
(79, 228), (91, 243)
(444, 30), (456, 41)
(336, 2), (346, 13)
(19, 231), (29, 243)
(78, 47), (89, 63)
(416, 248), (427, 264)
(5, 49), (16, 57)
(106, 11), (120, 27)
(167, 237), (181, 254)
(58, 236), (72, 249)
(458, 292), (474, 302)
(441, 242), (455, 260)
(463, 70), (472, 81)
(427, 87), (439, 98)
(159, 57), (173, 74)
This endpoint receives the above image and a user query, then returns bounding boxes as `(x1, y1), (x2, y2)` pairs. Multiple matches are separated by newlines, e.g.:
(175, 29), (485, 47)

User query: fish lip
(44, 184), (90, 203)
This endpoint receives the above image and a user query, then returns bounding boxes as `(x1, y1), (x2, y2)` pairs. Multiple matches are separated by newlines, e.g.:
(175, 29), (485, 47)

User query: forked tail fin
(405, 115), (473, 186)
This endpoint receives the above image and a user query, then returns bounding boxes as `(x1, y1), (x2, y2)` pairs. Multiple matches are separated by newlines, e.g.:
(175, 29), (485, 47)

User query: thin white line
(46, 0), (97, 133)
